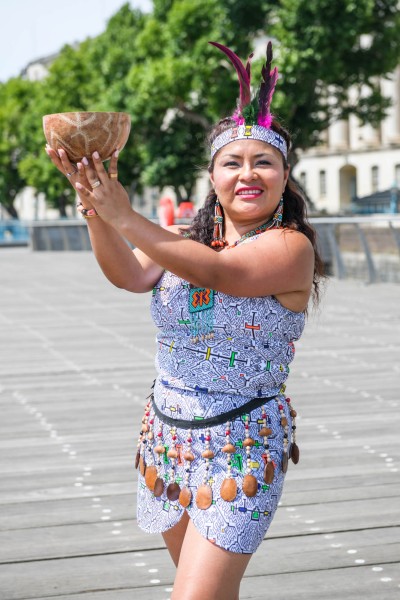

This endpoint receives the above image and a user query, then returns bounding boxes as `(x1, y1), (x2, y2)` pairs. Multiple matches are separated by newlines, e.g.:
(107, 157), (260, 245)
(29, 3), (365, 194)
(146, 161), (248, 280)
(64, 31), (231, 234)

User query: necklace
(226, 217), (275, 249)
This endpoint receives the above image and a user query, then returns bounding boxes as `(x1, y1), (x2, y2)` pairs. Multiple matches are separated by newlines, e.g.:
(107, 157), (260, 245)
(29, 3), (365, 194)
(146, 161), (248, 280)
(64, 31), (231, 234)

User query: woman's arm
(46, 147), (164, 293)
(77, 152), (314, 301)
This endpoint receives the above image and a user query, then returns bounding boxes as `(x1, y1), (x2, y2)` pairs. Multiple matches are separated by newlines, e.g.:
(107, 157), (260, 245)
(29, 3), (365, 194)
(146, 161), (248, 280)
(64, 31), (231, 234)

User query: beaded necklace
(225, 216), (275, 249)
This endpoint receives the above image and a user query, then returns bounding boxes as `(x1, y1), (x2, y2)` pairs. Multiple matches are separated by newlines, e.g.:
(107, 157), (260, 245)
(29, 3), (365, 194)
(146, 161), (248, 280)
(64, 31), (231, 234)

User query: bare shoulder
(164, 224), (190, 236)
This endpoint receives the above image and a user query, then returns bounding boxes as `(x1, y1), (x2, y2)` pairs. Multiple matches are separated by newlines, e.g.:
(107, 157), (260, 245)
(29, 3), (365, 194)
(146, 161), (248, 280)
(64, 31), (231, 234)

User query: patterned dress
(136, 240), (305, 554)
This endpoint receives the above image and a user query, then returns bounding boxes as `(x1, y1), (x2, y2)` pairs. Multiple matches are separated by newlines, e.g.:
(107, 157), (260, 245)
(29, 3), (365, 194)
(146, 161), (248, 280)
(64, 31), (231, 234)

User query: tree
(270, 0), (400, 159)
(0, 78), (37, 218)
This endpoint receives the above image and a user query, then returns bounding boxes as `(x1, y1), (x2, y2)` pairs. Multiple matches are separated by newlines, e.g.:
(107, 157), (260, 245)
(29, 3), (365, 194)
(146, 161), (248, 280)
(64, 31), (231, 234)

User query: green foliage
(1, 0), (400, 216)
(0, 77), (37, 217)
(270, 0), (400, 151)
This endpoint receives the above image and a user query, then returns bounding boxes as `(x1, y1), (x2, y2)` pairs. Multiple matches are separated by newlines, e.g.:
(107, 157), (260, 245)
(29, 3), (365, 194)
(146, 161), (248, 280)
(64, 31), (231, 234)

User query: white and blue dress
(136, 241), (305, 553)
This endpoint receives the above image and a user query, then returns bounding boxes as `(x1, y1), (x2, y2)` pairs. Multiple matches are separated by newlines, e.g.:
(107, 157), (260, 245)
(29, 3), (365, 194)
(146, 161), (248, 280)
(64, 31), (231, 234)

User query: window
(319, 170), (327, 197)
(371, 166), (379, 193)
(395, 164), (400, 188)
(299, 171), (307, 191)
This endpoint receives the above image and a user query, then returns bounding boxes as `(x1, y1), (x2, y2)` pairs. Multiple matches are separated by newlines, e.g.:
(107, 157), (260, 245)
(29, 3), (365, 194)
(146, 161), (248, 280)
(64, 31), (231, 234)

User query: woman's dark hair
(184, 117), (325, 306)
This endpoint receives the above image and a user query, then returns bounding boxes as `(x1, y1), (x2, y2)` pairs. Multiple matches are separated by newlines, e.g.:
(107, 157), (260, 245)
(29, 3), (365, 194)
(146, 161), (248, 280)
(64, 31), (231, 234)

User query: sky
(0, 0), (153, 83)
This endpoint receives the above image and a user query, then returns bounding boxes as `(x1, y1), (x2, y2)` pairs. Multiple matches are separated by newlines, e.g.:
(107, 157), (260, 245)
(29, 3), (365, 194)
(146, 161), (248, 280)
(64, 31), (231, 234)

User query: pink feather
(209, 41), (251, 109)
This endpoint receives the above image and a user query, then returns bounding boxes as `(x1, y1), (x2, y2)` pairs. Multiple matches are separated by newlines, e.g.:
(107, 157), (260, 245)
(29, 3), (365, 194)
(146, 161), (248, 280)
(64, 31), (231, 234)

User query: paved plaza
(0, 248), (399, 599)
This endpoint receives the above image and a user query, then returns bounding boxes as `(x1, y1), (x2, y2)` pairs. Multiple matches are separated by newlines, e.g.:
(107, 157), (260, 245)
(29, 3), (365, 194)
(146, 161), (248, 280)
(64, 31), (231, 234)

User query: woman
(46, 41), (322, 600)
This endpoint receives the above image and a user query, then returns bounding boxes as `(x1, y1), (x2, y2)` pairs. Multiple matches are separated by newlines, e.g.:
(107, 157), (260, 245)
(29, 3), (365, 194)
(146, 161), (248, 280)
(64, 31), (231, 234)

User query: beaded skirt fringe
(135, 392), (299, 509)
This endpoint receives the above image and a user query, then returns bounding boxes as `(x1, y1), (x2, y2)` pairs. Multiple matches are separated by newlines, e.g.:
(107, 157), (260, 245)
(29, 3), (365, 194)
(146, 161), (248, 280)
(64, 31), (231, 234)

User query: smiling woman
(45, 39), (324, 600)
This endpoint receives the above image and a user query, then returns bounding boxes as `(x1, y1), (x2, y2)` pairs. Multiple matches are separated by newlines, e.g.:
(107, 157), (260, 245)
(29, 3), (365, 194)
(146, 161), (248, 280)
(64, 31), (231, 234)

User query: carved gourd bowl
(43, 111), (131, 163)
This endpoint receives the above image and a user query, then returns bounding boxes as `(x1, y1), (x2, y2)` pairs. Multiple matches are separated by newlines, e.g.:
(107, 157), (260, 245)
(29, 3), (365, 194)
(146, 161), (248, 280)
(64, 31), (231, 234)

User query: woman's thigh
(171, 518), (252, 600)
(162, 510), (190, 567)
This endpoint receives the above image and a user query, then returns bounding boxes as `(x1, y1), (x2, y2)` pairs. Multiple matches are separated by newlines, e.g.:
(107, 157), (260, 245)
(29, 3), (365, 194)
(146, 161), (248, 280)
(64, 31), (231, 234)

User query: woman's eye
(257, 160), (271, 166)
(224, 161), (239, 167)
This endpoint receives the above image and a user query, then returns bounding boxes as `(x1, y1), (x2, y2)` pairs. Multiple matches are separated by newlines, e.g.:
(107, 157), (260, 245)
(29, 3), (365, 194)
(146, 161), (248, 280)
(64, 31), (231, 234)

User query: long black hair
(184, 117), (325, 305)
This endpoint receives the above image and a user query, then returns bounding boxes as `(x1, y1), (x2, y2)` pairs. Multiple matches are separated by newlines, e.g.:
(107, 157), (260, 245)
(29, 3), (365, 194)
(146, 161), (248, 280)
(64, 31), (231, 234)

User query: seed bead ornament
(144, 412), (158, 492)
(287, 398), (300, 464)
(196, 428), (213, 509)
(166, 426), (181, 501)
(220, 421), (238, 502)
(242, 415), (258, 497)
(153, 419), (165, 497)
(259, 405), (275, 485)
(179, 428), (194, 508)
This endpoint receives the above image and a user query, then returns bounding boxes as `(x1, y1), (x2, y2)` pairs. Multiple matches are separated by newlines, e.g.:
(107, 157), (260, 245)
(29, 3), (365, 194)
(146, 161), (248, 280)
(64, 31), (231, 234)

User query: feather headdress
(209, 40), (287, 160)
(209, 40), (278, 129)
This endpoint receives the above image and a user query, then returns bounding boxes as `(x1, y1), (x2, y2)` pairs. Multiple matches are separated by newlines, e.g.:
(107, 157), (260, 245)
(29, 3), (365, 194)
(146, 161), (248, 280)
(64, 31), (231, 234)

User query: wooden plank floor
(0, 248), (399, 600)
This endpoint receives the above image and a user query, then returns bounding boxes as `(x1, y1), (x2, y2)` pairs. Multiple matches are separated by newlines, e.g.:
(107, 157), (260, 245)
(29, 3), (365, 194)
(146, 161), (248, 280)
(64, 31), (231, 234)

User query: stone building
(293, 68), (400, 214)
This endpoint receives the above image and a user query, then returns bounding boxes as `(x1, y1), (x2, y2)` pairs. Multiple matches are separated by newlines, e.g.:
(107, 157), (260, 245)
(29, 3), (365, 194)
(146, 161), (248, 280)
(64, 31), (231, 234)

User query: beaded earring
(211, 199), (227, 248)
(272, 196), (284, 228)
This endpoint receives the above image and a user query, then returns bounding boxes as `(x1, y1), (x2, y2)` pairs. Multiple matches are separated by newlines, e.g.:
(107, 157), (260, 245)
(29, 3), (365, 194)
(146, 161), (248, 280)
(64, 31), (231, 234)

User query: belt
(150, 394), (278, 429)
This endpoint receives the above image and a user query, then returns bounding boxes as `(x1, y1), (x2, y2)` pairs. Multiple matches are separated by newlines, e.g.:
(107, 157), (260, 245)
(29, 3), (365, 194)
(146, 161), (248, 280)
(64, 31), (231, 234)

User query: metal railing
(1, 215), (399, 284)
(310, 215), (400, 283)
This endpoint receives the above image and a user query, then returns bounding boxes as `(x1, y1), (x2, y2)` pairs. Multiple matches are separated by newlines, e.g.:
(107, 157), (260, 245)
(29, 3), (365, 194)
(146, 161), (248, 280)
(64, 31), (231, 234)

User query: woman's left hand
(75, 150), (133, 229)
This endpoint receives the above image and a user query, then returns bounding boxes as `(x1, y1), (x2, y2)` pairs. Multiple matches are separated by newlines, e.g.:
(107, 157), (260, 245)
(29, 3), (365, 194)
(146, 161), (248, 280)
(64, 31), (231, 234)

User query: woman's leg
(171, 518), (252, 600)
(162, 510), (190, 567)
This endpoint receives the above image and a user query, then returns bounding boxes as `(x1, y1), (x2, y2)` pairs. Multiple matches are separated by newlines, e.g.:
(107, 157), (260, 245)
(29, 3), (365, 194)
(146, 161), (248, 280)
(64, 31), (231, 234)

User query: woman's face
(210, 139), (289, 228)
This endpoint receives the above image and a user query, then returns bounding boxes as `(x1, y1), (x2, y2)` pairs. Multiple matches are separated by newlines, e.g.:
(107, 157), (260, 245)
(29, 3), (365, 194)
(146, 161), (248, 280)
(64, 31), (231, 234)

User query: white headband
(211, 124), (287, 161)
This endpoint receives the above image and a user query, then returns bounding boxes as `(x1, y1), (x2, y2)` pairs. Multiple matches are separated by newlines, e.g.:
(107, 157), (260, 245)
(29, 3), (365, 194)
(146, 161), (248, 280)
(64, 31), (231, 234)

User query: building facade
(293, 68), (400, 214)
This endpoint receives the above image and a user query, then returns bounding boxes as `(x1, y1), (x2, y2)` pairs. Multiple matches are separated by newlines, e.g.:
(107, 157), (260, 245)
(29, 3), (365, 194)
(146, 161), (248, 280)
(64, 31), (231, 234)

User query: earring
(211, 199), (227, 248)
(272, 196), (283, 228)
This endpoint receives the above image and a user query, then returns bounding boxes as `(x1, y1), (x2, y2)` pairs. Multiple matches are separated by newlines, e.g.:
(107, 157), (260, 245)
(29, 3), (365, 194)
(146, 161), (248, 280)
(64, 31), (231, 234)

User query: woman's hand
(74, 150), (133, 229)
(45, 145), (96, 211)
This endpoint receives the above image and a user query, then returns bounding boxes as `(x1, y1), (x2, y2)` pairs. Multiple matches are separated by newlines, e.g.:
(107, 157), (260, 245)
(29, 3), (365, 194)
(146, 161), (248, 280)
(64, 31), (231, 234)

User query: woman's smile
(235, 186), (264, 199)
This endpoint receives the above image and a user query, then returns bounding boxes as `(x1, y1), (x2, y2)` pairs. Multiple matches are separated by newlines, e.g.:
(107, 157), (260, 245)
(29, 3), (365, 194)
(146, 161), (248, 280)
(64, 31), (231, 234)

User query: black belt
(150, 394), (277, 429)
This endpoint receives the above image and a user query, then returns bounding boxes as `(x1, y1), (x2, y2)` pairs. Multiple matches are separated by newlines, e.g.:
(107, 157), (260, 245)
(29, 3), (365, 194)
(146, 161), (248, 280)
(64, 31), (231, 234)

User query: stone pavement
(0, 248), (399, 600)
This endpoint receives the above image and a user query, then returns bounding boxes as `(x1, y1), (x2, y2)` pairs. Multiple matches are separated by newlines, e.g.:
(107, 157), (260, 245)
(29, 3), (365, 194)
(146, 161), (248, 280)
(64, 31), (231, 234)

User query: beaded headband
(209, 41), (287, 160)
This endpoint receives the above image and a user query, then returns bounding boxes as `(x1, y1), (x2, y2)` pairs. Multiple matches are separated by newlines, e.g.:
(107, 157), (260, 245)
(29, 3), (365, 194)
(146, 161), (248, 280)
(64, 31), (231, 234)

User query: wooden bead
(222, 443), (236, 454)
(167, 482), (181, 501)
(201, 449), (215, 459)
(148, 431), (154, 440)
(179, 487), (192, 508)
(259, 427), (272, 437)
(281, 452), (289, 473)
(291, 442), (300, 464)
(139, 456), (146, 476)
(243, 437), (255, 447)
(242, 474), (258, 497)
(263, 461), (275, 485)
(154, 445), (165, 454)
(135, 448), (141, 469)
(167, 448), (178, 459)
(220, 478), (237, 502)
(183, 451), (195, 462)
(153, 477), (164, 497)
(196, 484), (212, 509)
(142, 424), (149, 432)
(290, 409), (297, 418)
(281, 417), (288, 427)
(144, 466), (157, 491)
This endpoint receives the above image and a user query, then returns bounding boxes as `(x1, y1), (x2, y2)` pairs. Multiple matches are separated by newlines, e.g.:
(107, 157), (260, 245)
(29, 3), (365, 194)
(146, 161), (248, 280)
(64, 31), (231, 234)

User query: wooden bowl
(43, 111), (131, 163)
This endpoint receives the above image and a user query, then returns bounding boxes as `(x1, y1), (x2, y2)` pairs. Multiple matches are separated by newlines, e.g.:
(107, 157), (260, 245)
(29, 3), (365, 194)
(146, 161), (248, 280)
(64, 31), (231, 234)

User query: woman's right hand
(45, 145), (96, 211)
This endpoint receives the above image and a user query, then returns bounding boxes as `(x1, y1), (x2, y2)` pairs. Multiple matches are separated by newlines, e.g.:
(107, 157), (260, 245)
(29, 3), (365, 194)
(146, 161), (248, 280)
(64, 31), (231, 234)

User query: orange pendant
(220, 478), (237, 502)
(196, 484), (212, 509)
(144, 466), (157, 491)
(179, 487), (192, 508)
(242, 474), (258, 497)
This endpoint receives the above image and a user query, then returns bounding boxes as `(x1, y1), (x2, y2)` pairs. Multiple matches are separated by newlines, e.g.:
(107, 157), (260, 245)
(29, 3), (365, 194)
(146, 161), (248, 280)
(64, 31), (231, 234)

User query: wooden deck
(0, 248), (399, 600)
